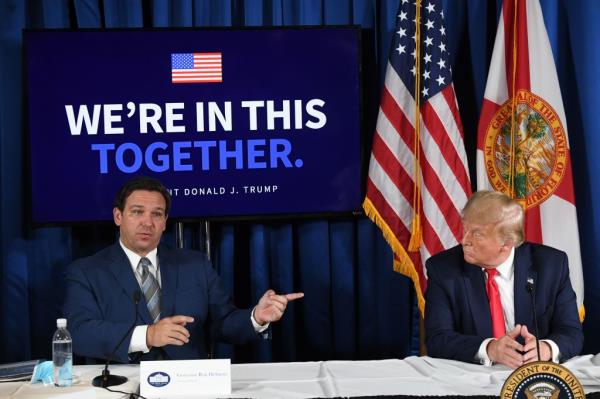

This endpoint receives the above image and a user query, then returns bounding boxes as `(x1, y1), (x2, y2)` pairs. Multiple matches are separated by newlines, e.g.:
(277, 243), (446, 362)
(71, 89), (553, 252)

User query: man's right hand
(486, 324), (525, 368)
(146, 315), (194, 348)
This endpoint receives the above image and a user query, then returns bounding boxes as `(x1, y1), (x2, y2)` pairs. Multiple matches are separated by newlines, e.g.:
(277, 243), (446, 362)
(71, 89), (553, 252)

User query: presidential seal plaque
(500, 361), (585, 399)
(483, 90), (568, 207)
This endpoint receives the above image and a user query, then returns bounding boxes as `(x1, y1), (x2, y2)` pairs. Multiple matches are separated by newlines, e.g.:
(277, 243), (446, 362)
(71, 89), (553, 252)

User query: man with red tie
(424, 191), (582, 368)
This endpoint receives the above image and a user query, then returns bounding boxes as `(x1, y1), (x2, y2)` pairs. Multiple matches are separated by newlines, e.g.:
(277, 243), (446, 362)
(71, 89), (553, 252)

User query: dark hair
(113, 177), (172, 215)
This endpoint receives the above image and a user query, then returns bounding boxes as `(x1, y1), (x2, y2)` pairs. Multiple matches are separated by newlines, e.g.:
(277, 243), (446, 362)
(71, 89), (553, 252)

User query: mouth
(137, 232), (153, 240)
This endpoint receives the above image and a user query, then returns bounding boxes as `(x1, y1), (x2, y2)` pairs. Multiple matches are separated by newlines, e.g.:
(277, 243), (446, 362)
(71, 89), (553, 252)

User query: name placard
(140, 359), (231, 398)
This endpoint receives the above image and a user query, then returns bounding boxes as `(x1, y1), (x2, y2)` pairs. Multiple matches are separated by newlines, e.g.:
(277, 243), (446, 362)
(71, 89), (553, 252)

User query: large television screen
(24, 27), (362, 223)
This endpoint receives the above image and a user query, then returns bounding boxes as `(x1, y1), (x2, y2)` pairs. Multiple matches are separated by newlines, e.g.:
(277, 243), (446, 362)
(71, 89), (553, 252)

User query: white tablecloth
(0, 364), (139, 398)
(2, 355), (600, 398)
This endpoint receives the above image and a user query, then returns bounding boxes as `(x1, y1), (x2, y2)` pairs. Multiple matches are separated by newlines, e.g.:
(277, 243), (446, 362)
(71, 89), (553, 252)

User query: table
(0, 364), (138, 398)
(2, 355), (600, 398)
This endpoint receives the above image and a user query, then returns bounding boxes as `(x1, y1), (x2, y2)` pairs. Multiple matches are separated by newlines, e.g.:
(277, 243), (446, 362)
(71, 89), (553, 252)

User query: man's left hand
(254, 289), (304, 325)
(521, 325), (552, 362)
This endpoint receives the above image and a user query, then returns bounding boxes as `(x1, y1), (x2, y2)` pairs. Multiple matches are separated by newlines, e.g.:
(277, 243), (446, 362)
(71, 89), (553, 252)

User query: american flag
(171, 53), (222, 83)
(363, 0), (471, 314)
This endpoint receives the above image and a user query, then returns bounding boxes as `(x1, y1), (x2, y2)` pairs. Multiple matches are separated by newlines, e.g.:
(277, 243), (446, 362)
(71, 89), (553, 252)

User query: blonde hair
(462, 190), (524, 246)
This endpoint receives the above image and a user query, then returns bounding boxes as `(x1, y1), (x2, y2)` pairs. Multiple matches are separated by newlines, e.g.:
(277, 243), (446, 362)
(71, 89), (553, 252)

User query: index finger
(507, 325), (522, 339)
(503, 337), (524, 352)
(284, 292), (304, 301)
(520, 325), (535, 338)
(170, 315), (195, 324)
(522, 339), (537, 352)
(522, 347), (540, 363)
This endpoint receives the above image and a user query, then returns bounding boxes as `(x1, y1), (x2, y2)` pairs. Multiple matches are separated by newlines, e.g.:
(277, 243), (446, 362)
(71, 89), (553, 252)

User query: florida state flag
(477, 0), (584, 317)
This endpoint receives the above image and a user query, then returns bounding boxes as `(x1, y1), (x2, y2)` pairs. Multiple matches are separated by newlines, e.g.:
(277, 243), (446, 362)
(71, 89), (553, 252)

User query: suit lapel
(461, 260), (493, 337)
(106, 243), (154, 325)
(514, 244), (535, 328)
(158, 246), (177, 318)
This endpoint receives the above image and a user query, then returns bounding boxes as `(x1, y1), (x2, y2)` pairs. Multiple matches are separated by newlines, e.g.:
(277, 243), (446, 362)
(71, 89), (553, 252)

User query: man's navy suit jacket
(424, 242), (583, 363)
(63, 243), (258, 363)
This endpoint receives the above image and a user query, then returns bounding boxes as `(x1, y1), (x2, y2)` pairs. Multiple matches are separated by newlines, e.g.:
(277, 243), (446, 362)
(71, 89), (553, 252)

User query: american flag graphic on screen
(171, 53), (222, 83)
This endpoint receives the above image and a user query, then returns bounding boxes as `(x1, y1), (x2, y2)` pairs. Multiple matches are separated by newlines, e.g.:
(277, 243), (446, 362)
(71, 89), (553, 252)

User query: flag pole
(408, 0), (423, 252)
(509, 0), (519, 200)
(411, 0), (427, 357)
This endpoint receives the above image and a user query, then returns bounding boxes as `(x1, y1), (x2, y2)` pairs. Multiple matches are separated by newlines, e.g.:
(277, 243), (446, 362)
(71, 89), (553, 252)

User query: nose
(461, 229), (471, 246)
(140, 213), (153, 226)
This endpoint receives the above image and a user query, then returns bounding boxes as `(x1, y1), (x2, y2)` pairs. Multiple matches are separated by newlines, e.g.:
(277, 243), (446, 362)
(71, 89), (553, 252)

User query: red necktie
(485, 268), (506, 338)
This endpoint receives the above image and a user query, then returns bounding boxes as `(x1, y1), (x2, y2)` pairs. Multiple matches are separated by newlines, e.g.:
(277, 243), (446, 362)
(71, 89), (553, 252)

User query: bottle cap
(56, 318), (67, 328)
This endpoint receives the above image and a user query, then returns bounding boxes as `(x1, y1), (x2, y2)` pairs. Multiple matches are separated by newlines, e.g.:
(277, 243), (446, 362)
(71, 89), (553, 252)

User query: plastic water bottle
(52, 318), (72, 387)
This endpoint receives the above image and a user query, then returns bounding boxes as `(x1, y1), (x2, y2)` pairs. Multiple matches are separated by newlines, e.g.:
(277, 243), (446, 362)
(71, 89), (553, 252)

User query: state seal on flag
(500, 361), (585, 399)
(483, 90), (568, 208)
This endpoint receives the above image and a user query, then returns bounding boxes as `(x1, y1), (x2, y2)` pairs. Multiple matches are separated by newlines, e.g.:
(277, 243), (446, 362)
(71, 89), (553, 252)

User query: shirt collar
(490, 246), (515, 279)
(119, 239), (158, 271)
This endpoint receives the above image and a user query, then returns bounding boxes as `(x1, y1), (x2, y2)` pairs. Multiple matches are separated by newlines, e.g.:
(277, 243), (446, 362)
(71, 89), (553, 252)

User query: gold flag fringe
(363, 197), (426, 316)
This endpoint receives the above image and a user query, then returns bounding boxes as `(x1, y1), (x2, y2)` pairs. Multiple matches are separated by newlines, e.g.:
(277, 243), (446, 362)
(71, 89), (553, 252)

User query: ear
(161, 215), (168, 232)
(501, 239), (515, 253)
(113, 207), (122, 226)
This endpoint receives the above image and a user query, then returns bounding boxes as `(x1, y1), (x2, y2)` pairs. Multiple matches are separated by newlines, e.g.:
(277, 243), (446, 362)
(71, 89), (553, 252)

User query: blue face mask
(30, 361), (54, 385)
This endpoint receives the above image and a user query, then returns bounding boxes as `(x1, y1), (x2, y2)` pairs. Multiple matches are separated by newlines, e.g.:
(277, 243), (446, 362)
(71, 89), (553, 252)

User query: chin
(463, 255), (477, 265)
(135, 242), (155, 253)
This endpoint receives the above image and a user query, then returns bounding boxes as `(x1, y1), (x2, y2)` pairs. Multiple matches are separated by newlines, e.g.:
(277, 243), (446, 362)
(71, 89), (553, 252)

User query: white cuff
(128, 325), (150, 353)
(476, 338), (494, 366)
(541, 339), (560, 363)
(251, 307), (270, 333)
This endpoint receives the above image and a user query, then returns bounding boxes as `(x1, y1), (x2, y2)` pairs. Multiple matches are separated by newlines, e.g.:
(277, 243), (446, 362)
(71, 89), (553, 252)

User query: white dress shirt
(118, 241), (268, 354)
(475, 247), (560, 365)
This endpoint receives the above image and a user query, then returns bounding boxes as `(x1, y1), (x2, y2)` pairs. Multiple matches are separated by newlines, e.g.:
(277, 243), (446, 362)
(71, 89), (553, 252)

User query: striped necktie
(137, 257), (161, 323)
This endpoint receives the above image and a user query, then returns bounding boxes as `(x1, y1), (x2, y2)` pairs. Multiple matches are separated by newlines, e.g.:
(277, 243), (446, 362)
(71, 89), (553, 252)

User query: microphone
(92, 290), (141, 388)
(526, 277), (541, 361)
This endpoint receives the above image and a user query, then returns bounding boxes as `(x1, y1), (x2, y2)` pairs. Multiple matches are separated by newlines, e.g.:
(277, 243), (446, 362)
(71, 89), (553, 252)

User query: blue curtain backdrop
(1, 0), (599, 363)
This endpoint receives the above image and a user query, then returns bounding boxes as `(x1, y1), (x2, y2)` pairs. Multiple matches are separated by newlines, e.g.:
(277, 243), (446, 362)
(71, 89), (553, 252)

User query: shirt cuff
(541, 339), (560, 362)
(251, 307), (270, 333)
(129, 325), (150, 353)
(476, 338), (494, 366)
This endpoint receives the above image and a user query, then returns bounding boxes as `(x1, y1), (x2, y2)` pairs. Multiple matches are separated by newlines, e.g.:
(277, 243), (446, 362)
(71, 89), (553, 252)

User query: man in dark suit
(425, 190), (582, 368)
(64, 177), (303, 363)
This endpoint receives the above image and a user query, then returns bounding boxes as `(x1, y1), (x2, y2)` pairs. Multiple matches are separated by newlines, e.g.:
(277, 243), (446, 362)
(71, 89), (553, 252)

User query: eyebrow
(127, 205), (165, 212)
